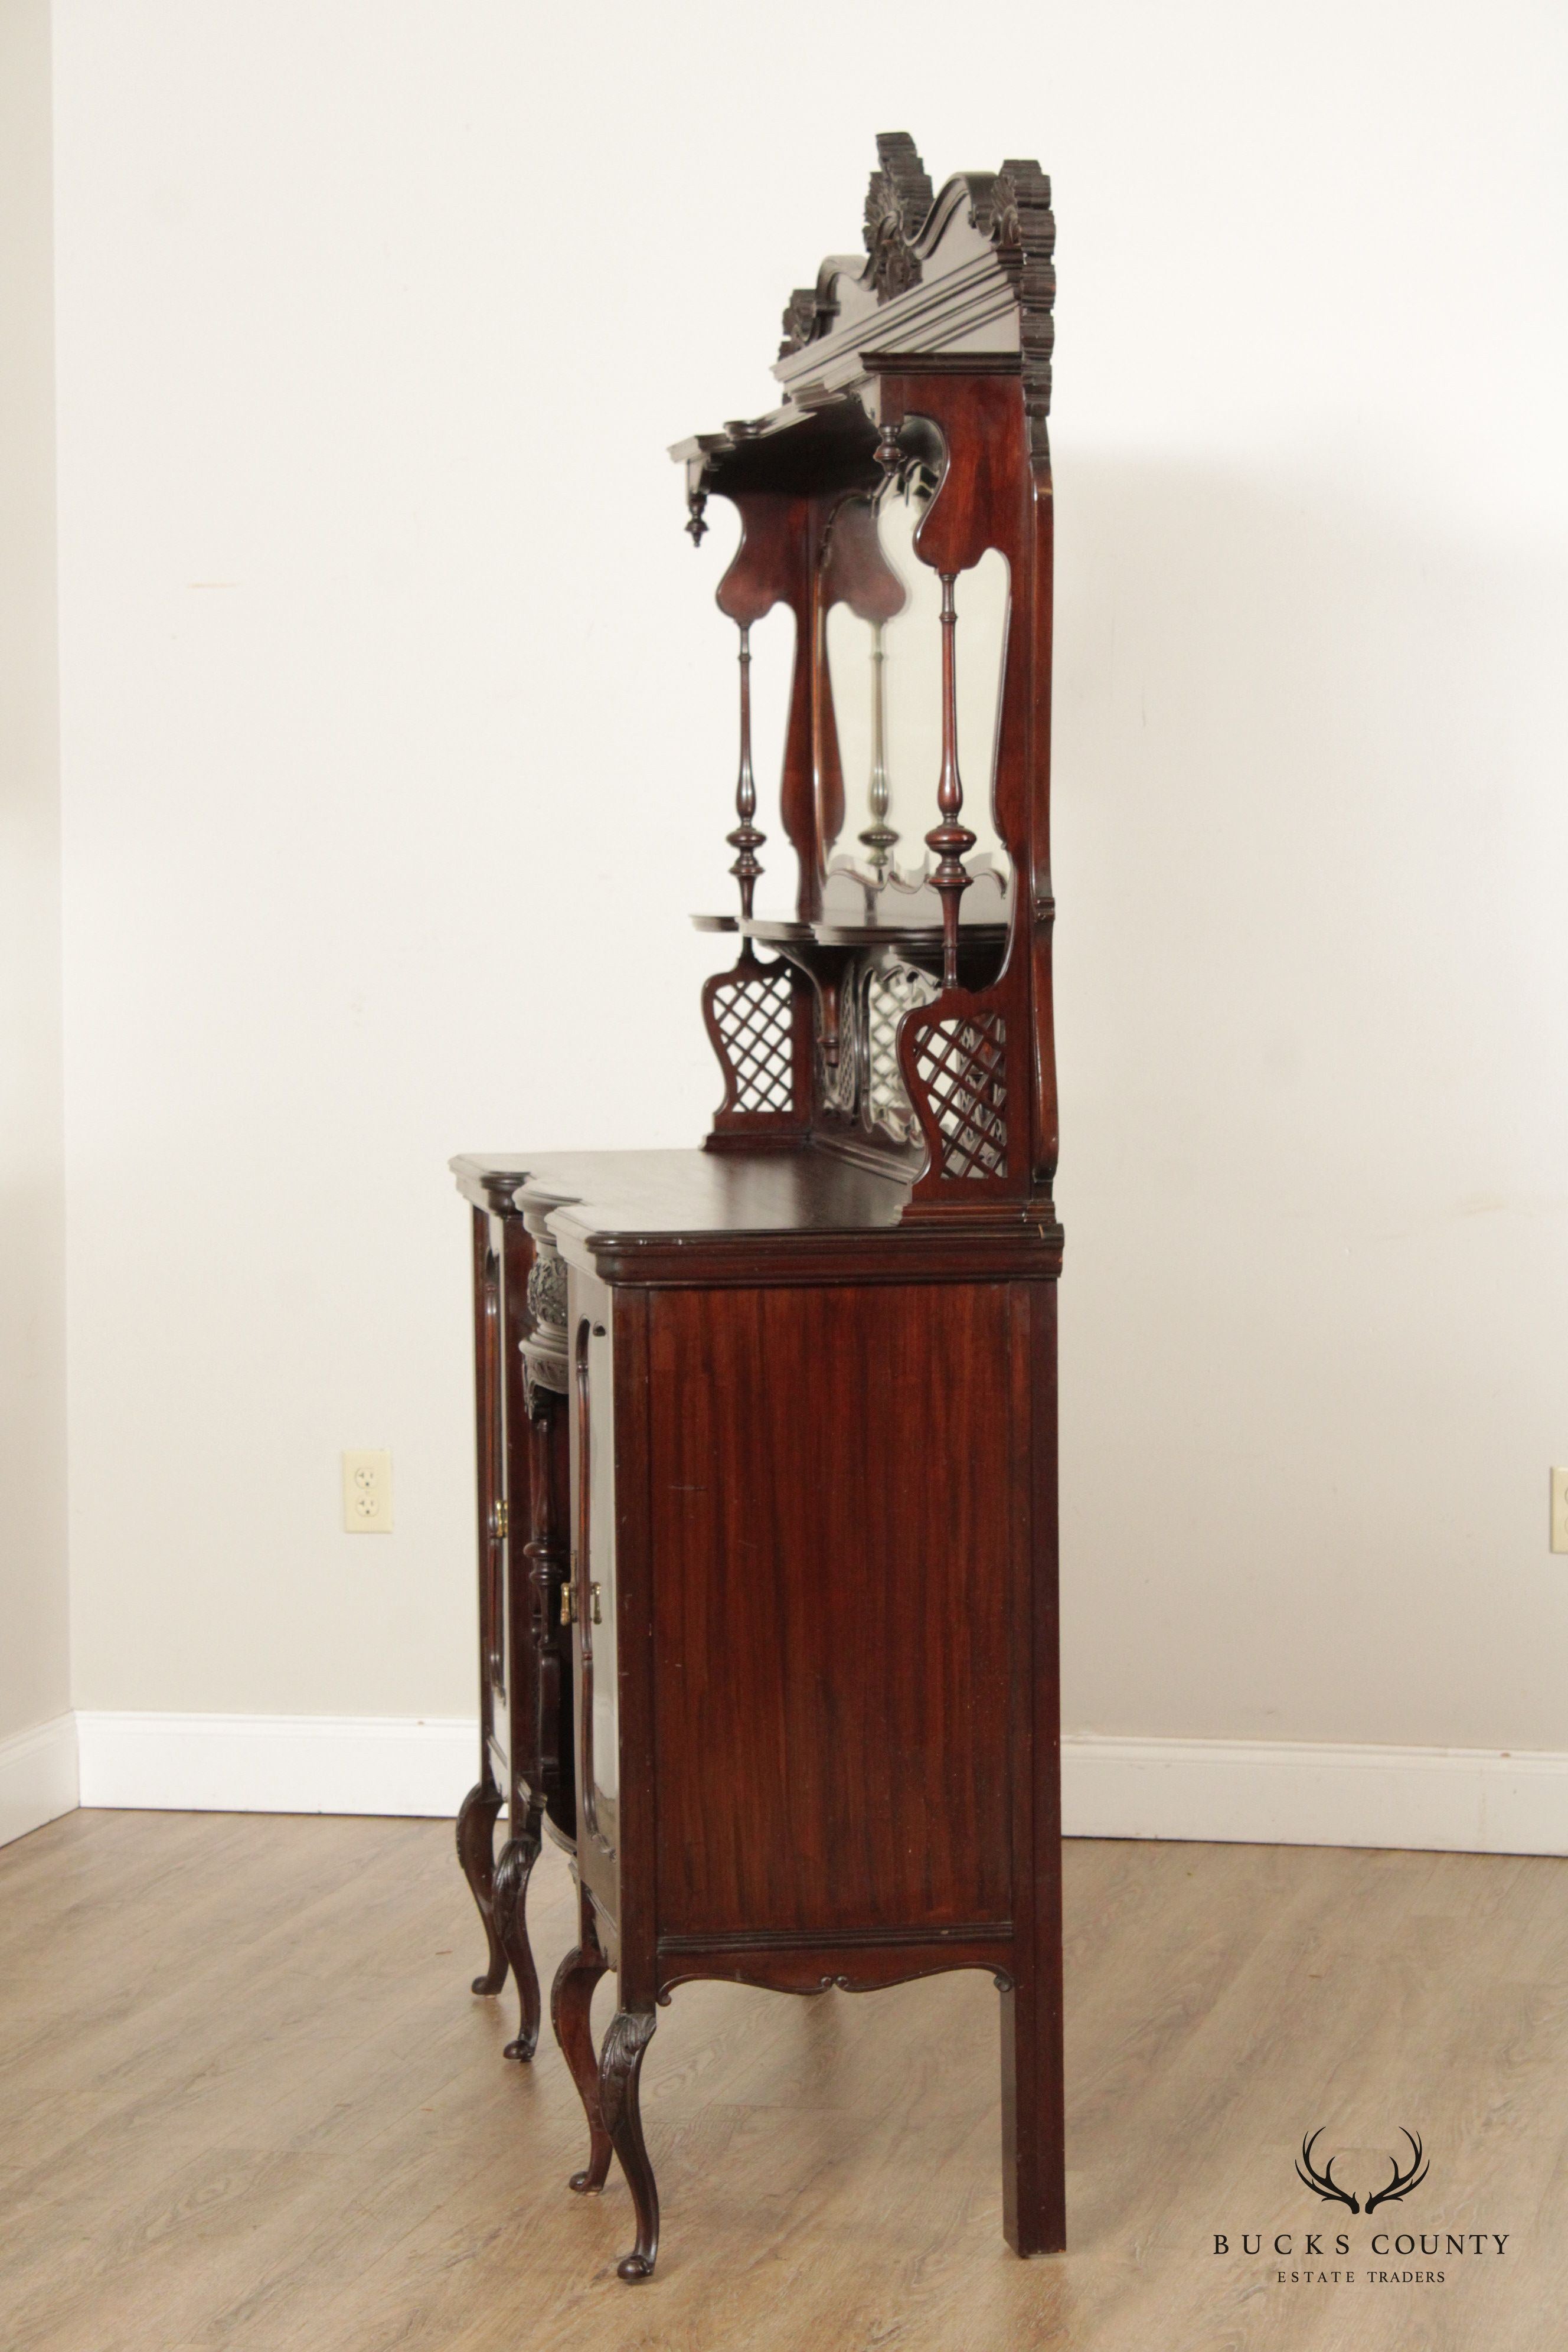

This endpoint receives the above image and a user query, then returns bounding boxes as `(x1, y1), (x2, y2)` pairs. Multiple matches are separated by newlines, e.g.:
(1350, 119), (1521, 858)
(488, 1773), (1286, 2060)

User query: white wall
(48, 3), (1568, 1761)
(0, 0), (73, 1824)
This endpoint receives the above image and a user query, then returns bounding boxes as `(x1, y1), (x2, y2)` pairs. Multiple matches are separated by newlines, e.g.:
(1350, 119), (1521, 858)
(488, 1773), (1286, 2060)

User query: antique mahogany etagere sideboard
(450, 133), (1064, 2281)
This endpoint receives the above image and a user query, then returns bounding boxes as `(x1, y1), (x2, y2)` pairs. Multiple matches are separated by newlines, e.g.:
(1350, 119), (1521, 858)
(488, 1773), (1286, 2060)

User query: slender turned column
(865, 417), (906, 890)
(727, 624), (764, 919)
(857, 620), (897, 883)
(927, 571), (976, 993)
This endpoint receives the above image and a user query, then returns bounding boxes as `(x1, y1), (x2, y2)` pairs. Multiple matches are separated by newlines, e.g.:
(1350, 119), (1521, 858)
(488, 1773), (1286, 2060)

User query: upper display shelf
(676, 133), (1060, 1210)
(669, 132), (1057, 508)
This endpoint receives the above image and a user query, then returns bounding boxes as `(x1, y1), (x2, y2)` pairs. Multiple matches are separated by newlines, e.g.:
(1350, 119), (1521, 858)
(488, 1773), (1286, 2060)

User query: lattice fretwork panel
(708, 962), (797, 1114)
(863, 962), (939, 1143)
(910, 1012), (1008, 1178)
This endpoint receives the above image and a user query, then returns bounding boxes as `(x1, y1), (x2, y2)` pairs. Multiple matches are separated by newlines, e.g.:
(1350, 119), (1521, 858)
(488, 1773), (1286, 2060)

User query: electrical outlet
(343, 1449), (393, 1534)
(1551, 1468), (1568, 1554)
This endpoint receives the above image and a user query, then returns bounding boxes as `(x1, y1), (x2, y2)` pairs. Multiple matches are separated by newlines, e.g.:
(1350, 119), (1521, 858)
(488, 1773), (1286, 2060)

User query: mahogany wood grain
(647, 1282), (1015, 1938)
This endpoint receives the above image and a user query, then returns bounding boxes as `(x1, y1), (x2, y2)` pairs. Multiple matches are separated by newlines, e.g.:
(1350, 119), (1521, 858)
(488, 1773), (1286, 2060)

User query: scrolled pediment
(769, 135), (1056, 453)
(678, 133), (1059, 504)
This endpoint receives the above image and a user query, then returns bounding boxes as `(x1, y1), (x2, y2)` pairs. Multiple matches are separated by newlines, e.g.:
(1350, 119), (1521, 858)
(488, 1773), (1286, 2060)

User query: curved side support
(600, 2007), (659, 2282)
(492, 1805), (544, 2062)
(455, 1779), (506, 1997)
(550, 1941), (612, 2194)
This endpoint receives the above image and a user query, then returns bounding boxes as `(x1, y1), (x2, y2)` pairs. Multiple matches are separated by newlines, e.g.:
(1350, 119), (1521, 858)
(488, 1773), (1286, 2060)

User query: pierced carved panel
(706, 959), (798, 1115)
(863, 962), (938, 1144)
(911, 1011), (1008, 1179)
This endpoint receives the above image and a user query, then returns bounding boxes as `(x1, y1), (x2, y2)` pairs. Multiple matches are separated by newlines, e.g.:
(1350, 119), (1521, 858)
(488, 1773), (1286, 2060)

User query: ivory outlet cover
(343, 1449), (393, 1533)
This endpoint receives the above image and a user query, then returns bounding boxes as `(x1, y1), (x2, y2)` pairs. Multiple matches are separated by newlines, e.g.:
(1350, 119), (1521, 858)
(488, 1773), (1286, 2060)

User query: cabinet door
(570, 1271), (620, 1900)
(515, 1230), (576, 1841)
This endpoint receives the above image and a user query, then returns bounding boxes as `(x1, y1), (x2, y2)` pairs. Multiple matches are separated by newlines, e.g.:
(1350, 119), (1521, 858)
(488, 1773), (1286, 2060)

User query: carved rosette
(863, 132), (933, 306)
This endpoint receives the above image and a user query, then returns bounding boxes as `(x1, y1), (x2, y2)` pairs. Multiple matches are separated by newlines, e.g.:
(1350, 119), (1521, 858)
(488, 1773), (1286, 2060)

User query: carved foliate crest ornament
(969, 158), (1057, 442)
(779, 286), (826, 358)
(862, 132), (933, 304)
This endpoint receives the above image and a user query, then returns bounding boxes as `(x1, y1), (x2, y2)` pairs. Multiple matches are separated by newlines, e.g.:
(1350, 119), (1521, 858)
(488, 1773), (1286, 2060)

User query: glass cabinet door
(573, 1298), (618, 1853)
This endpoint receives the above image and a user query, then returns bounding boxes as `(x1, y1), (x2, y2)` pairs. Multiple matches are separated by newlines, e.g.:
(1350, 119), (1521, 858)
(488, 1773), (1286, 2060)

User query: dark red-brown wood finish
(450, 1158), (576, 2062)
(450, 132), (1064, 2280)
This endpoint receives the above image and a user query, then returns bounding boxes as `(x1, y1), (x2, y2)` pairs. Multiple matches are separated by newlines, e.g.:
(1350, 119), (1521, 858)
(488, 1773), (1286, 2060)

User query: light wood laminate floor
(2, 1810), (1566, 2351)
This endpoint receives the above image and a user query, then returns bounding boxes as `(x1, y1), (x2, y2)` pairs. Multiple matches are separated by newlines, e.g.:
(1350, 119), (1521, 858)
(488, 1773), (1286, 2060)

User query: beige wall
(0, 0), (69, 1745)
(50, 1), (1568, 1750)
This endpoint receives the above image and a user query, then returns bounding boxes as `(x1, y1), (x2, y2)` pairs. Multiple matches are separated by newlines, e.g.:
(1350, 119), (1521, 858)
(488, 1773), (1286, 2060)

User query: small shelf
(690, 911), (1008, 985)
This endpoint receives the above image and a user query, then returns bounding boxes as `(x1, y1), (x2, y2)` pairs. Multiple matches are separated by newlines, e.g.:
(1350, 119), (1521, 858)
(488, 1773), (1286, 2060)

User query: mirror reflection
(735, 599), (797, 920)
(824, 474), (1010, 901)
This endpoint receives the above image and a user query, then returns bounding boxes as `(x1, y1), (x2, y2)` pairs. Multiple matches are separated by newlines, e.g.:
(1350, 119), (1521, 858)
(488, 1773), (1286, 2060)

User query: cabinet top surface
(450, 1148), (910, 1237)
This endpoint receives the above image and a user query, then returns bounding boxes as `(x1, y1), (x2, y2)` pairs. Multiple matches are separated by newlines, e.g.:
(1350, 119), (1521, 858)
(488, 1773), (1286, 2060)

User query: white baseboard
(51, 1714), (1568, 1856)
(1061, 1733), (1568, 1856)
(74, 1710), (478, 1819)
(0, 1712), (80, 1850)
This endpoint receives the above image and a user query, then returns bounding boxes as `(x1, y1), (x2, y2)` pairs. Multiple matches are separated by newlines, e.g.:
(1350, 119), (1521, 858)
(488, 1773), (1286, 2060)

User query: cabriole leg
(492, 1797), (544, 2060)
(455, 1779), (507, 1997)
(551, 1932), (612, 2192)
(600, 2007), (659, 2282)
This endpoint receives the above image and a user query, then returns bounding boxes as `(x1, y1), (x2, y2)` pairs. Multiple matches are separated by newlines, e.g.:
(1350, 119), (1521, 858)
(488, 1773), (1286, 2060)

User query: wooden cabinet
(449, 1166), (574, 2062)
(452, 133), (1066, 2279)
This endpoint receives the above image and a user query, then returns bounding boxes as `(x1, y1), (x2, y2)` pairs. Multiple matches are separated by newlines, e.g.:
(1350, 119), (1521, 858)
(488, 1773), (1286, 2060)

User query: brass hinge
(560, 1578), (575, 1626)
(590, 1583), (603, 1625)
(494, 1498), (508, 1540)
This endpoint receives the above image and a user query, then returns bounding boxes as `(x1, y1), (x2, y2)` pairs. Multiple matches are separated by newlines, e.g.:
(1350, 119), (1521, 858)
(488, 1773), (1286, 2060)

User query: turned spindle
(861, 435), (906, 889)
(727, 625), (764, 919)
(926, 571), (975, 991)
(857, 620), (897, 884)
